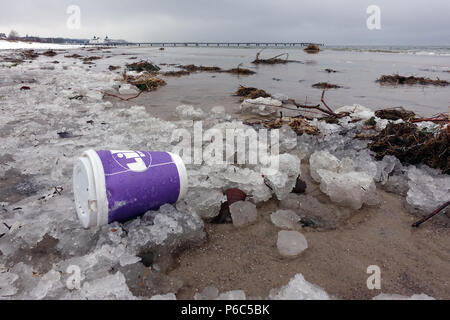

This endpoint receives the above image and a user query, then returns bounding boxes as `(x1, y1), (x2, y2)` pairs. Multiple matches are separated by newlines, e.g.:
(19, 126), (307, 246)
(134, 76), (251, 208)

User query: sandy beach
(0, 44), (449, 300)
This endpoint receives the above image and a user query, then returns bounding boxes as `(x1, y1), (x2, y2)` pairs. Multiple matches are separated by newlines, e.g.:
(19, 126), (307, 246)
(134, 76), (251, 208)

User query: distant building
(0, 33), (7, 40)
(89, 35), (127, 45)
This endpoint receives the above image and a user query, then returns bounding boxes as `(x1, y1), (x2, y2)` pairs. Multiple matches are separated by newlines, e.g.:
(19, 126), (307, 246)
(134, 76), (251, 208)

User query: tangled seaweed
(256, 117), (320, 136)
(377, 74), (449, 86)
(312, 82), (342, 89)
(375, 107), (416, 121)
(234, 86), (271, 101)
(369, 123), (450, 174)
(126, 61), (161, 73)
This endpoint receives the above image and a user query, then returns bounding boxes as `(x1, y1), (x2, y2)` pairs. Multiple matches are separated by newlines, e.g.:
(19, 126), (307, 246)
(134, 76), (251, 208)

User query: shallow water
(83, 46), (450, 117)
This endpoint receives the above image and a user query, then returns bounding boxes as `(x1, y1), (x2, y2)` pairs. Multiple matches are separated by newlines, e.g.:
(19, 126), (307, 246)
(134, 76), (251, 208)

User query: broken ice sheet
(270, 210), (301, 230)
(269, 274), (331, 300)
(175, 188), (226, 219)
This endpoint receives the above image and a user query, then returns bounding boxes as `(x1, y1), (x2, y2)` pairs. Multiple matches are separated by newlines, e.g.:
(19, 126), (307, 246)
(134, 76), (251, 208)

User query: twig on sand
(412, 201), (450, 228)
(101, 90), (144, 101)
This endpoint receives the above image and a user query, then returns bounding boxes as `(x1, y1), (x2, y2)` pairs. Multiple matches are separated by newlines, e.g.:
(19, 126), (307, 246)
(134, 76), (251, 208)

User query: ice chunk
(217, 290), (247, 300)
(373, 293), (435, 300)
(195, 286), (220, 300)
(211, 106), (231, 121)
(317, 170), (379, 210)
(176, 105), (205, 120)
(261, 154), (301, 200)
(0, 267), (19, 298)
(335, 105), (375, 121)
(406, 166), (450, 216)
(269, 274), (330, 300)
(271, 210), (301, 230)
(309, 151), (341, 183)
(176, 188), (226, 219)
(279, 125), (298, 151)
(151, 293), (177, 300)
(125, 204), (205, 253)
(272, 93), (289, 101)
(277, 231), (308, 257)
(80, 272), (136, 300)
(29, 269), (62, 300)
(230, 201), (258, 227)
(118, 83), (139, 95)
(240, 97), (282, 116)
(279, 194), (338, 230)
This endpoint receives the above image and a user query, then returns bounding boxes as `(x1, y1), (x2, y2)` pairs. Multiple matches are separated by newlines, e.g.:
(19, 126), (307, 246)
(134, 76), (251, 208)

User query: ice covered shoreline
(0, 40), (82, 50)
(0, 48), (448, 300)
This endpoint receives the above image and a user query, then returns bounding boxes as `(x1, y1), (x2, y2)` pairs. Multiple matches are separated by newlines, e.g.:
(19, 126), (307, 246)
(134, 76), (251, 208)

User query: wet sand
(169, 178), (450, 300)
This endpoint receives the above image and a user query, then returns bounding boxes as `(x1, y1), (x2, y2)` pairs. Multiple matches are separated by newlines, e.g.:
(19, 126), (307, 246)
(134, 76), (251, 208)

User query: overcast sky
(1, 0), (449, 45)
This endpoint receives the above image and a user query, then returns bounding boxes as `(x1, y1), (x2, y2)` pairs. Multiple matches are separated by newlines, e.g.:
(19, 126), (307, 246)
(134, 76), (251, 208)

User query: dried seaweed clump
(127, 74), (167, 91)
(369, 123), (450, 174)
(375, 107), (416, 121)
(224, 67), (256, 75)
(179, 64), (222, 72)
(376, 74), (449, 86)
(260, 117), (320, 136)
(126, 61), (161, 73)
(312, 82), (342, 89)
(163, 70), (191, 77)
(304, 44), (321, 54)
(234, 86), (271, 101)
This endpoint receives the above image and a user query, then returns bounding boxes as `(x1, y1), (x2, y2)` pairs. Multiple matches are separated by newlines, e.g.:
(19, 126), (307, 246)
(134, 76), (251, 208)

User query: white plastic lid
(73, 150), (108, 229)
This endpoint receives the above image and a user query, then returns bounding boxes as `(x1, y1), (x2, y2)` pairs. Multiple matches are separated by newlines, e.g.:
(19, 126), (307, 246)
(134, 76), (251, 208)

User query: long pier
(95, 42), (324, 48)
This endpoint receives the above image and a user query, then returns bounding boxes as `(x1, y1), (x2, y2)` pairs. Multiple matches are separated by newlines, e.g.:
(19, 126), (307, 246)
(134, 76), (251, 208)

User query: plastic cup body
(73, 150), (188, 228)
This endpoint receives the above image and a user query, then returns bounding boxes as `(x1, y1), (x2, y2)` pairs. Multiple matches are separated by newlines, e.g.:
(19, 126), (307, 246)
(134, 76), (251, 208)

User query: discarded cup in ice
(73, 150), (188, 228)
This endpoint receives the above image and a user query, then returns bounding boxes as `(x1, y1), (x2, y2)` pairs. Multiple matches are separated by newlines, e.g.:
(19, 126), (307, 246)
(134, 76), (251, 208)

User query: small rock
(271, 210), (300, 230)
(277, 231), (308, 257)
(229, 201), (258, 227)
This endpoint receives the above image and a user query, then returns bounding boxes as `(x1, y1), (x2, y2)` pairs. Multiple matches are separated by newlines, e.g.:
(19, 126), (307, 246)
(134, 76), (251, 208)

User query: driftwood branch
(412, 201), (450, 228)
(101, 90), (144, 101)
(286, 90), (337, 117)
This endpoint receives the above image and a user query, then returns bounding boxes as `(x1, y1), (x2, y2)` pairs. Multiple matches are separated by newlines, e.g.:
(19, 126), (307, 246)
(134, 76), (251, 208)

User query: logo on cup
(111, 151), (152, 172)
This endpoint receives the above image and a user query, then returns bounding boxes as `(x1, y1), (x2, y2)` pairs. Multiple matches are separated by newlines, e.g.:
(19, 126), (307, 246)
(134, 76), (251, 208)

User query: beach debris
(20, 86), (31, 91)
(176, 105), (205, 120)
(412, 201), (450, 228)
(41, 50), (58, 57)
(57, 132), (73, 139)
(163, 70), (191, 77)
(292, 178), (307, 194)
(375, 107), (416, 121)
(234, 86), (270, 101)
(369, 123), (450, 174)
(279, 125), (298, 151)
(101, 90), (145, 101)
(280, 194), (339, 230)
(312, 82), (342, 89)
(223, 66), (256, 75)
(287, 91), (338, 118)
(304, 44), (321, 54)
(127, 74), (167, 91)
(277, 231), (308, 257)
(108, 65), (121, 71)
(229, 201), (258, 227)
(257, 118), (319, 136)
(269, 274), (330, 300)
(83, 56), (101, 64)
(376, 74), (449, 86)
(252, 51), (300, 65)
(412, 113), (449, 125)
(64, 53), (83, 59)
(325, 68), (338, 73)
(271, 210), (301, 230)
(262, 154), (301, 200)
(213, 189), (247, 224)
(126, 61), (160, 73)
(240, 97), (282, 116)
(179, 64), (221, 72)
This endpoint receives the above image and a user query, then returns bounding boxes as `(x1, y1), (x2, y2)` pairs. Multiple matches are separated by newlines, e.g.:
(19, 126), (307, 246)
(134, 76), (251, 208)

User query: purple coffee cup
(73, 150), (188, 228)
